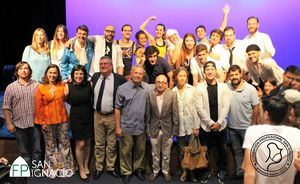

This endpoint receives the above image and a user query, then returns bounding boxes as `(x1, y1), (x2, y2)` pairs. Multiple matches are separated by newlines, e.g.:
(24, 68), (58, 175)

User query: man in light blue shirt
(115, 64), (154, 183)
(227, 64), (259, 179)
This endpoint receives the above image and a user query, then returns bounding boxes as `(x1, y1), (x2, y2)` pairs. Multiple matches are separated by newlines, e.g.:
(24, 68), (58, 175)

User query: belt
(98, 111), (114, 116)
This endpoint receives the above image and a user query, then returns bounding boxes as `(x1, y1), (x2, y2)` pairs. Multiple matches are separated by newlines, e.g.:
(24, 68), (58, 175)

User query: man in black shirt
(196, 61), (230, 184)
(144, 46), (174, 88)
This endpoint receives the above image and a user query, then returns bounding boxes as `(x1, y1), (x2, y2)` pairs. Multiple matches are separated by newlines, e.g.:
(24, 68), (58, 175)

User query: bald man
(89, 25), (124, 76)
(145, 74), (179, 182)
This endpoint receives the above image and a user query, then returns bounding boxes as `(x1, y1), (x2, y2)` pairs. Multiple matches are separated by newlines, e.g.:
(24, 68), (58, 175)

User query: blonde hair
(31, 28), (49, 54)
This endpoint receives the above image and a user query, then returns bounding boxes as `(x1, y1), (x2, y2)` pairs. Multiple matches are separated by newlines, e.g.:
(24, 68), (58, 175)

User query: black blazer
(91, 72), (127, 109)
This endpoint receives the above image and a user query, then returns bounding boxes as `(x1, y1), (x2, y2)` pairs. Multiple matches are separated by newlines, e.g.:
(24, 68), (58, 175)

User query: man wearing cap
(196, 61), (231, 184)
(245, 44), (284, 86)
(89, 25), (124, 76)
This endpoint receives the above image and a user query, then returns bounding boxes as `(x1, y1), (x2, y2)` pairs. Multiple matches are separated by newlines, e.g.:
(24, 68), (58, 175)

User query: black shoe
(135, 171), (145, 181)
(107, 170), (120, 178)
(190, 171), (198, 182)
(80, 176), (89, 182)
(122, 175), (131, 183)
(200, 172), (211, 183)
(93, 170), (103, 180)
(228, 174), (243, 180)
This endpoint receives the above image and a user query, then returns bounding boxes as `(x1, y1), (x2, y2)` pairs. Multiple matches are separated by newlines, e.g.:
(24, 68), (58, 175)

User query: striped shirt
(2, 80), (38, 129)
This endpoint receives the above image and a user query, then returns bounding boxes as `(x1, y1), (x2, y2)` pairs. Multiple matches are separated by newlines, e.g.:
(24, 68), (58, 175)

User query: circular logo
(250, 134), (293, 177)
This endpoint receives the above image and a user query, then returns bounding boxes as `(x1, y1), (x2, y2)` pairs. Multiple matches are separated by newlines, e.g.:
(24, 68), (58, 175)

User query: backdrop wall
(66, 0), (300, 69)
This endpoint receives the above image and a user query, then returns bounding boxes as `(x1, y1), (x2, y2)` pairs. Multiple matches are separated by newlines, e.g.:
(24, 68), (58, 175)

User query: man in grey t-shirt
(227, 65), (259, 179)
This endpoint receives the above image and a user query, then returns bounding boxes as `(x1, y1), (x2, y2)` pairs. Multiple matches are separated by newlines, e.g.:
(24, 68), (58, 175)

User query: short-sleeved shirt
(144, 57), (171, 84)
(115, 81), (154, 135)
(243, 125), (300, 184)
(2, 80), (38, 129)
(228, 81), (259, 129)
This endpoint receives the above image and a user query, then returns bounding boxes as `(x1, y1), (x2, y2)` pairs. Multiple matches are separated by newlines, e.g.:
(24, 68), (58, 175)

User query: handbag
(181, 136), (208, 170)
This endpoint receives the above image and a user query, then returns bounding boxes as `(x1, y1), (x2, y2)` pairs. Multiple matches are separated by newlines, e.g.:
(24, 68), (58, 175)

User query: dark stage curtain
(0, 0), (66, 90)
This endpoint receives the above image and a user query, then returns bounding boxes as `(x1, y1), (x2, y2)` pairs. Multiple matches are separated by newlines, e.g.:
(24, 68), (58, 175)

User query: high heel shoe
(80, 176), (89, 182)
(78, 171), (89, 182)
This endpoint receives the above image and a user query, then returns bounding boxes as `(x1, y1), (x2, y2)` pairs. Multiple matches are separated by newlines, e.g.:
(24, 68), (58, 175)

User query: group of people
(2, 3), (300, 184)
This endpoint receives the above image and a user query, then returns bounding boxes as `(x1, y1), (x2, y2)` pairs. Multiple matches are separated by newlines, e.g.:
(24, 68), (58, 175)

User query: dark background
(0, 0), (66, 91)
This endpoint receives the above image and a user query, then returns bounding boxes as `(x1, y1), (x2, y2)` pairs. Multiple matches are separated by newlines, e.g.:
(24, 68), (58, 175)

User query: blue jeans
(229, 128), (246, 176)
(14, 125), (41, 167)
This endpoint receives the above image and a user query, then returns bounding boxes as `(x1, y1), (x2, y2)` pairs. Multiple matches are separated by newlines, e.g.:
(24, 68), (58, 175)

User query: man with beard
(89, 25), (124, 76)
(222, 27), (247, 72)
(245, 44), (284, 87)
(143, 46), (174, 88)
(227, 65), (259, 180)
(243, 16), (276, 59)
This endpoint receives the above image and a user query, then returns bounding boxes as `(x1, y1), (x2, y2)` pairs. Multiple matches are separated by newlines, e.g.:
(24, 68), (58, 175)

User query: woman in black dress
(64, 65), (93, 182)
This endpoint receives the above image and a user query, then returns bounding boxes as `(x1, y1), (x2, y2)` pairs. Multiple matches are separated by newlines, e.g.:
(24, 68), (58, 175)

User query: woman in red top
(35, 64), (75, 178)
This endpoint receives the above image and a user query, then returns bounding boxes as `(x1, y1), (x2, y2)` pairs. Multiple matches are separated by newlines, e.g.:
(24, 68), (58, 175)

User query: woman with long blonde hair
(22, 28), (50, 82)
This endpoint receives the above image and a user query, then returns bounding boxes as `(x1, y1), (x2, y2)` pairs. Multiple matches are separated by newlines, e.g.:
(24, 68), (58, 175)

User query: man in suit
(92, 56), (127, 180)
(146, 74), (179, 182)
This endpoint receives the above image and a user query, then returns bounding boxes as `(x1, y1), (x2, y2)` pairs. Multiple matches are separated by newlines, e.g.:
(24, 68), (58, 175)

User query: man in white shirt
(245, 44), (284, 86)
(243, 16), (276, 59)
(222, 27), (247, 72)
(208, 29), (227, 82)
(89, 25), (124, 76)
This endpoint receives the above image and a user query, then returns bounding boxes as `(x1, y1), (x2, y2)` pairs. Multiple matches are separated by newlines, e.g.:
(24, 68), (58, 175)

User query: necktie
(229, 47), (235, 67)
(96, 77), (106, 112)
(209, 45), (214, 53)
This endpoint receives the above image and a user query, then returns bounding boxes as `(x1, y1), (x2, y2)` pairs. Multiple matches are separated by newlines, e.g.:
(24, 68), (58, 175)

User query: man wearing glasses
(89, 25), (124, 76)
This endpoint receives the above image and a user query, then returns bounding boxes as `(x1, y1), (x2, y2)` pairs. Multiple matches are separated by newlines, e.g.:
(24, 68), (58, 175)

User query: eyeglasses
(155, 81), (167, 85)
(105, 30), (115, 34)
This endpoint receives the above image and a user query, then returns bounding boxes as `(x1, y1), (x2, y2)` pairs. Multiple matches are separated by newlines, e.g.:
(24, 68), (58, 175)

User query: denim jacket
(60, 39), (94, 80)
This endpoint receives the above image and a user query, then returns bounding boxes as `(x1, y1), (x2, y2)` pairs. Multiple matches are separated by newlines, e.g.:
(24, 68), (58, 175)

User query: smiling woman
(34, 64), (75, 179)
(65, 65), (93, 181)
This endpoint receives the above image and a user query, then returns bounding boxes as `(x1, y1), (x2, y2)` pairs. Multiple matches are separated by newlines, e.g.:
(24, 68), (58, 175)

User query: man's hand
(149, 15), (157, 21)
(0, 157), (8, 165)
(116, 127), (123, 137)
(294, 151), (300, 171)
(6, 123), (15, 133)
(210, 123), (221, 131)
